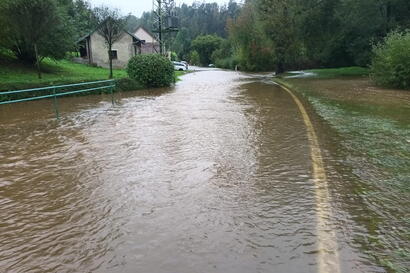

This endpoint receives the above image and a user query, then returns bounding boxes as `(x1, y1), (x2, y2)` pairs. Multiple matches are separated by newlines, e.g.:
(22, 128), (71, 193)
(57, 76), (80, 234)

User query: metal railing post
(111, 81), (115, 106)
(52, 88), (60, 120)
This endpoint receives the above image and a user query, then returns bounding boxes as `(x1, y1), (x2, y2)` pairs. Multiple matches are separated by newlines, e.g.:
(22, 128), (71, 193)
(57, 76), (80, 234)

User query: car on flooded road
(181, 61), (189, 69)
(173, 61), (187, 71)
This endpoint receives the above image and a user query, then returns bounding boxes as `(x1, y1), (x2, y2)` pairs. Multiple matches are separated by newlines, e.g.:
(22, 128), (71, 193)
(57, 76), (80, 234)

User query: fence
(0, 80), (116, 119)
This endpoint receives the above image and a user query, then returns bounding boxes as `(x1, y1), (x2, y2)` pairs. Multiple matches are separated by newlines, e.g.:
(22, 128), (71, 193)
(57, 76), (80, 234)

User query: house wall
(141, 43), (160, 54)
(89, 31), (135, 68)
(135, 28), (160, 54)
(135, 28), (158, 44)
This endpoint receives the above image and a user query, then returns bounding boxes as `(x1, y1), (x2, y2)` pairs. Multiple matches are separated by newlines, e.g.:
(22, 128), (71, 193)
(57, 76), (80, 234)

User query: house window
(110, 50), (118, 60)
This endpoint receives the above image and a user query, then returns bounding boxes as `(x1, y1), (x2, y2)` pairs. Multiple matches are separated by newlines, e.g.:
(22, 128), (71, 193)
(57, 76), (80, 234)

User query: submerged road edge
(273, 80), (341, 273)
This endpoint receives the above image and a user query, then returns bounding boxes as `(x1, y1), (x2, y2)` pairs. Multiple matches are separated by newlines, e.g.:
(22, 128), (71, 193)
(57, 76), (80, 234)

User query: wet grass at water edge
(275, 77), (410, 273)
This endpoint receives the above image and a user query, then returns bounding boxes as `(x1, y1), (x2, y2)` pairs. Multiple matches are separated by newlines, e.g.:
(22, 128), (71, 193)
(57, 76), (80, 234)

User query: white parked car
(180, 61), (189, 69)
(173, 61), (187, 71)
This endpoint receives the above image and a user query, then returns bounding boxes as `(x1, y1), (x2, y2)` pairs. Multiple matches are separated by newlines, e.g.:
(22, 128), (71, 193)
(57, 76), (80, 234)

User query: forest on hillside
(130, 0), (409, 79)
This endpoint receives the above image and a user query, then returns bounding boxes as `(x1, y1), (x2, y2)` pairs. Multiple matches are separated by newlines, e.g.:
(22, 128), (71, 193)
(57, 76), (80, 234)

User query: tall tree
(191, 35), (223, 65)
(172, 27), (192, 60)
(227, 1), (275, 71)
(72, 0), (98, 39)
(0, 0), (74, 78)
(93, 6), (126, 79)
(257, 0), (302, 74)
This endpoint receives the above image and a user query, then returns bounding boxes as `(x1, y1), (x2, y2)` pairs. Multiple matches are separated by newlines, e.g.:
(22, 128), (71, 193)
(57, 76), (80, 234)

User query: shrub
(170, 52), (178, 61)
(115, 78), (142, 92)
(214, 56), (239, 70)
(127, 54), (174, 88)
(370, 30), (410, 89)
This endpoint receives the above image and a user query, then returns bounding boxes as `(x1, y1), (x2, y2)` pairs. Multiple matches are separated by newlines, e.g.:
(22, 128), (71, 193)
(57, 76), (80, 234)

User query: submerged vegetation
(276, 75), (410, 273)
(304, 67), (370, 78)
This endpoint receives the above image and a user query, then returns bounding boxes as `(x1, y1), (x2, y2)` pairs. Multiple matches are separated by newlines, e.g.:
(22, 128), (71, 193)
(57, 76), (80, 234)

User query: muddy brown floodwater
(0, 70), (388, 272)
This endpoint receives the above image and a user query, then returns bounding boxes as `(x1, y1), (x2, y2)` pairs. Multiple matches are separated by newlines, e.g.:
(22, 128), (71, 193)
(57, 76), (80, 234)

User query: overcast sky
(88, 0), (232, 17)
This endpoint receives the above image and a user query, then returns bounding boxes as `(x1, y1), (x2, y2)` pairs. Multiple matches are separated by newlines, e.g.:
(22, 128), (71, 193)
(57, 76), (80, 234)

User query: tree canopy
(220, 0), (410, 73)
(191, 35), (224, 65)
(0, 0), (75, 78)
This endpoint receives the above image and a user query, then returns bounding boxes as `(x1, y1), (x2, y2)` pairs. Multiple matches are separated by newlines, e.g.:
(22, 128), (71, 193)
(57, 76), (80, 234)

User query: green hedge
(127, 54), (174, 88)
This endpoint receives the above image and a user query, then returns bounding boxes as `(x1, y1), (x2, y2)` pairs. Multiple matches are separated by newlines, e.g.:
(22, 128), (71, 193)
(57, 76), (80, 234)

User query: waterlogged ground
(0, 69), (408, 273)
(281, 76), (410, 272)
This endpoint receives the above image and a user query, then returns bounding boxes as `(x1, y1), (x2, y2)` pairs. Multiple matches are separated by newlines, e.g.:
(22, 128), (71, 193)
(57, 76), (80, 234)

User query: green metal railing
(0, 80), (116, 119)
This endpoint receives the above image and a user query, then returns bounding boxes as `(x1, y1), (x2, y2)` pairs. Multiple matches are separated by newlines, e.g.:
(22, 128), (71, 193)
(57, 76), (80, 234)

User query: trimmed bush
(127, 54), (174, 88)
(370, 30), (410, 89)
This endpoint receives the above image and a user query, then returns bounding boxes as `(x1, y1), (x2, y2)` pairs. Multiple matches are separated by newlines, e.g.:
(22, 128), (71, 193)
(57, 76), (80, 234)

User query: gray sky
(88, 0), (231, 17)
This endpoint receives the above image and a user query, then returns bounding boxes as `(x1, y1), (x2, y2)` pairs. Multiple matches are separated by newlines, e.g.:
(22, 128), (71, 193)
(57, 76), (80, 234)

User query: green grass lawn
(306, 66), (370, 78)
(0, 54), (127, 91)
(0, 52), (188, 92)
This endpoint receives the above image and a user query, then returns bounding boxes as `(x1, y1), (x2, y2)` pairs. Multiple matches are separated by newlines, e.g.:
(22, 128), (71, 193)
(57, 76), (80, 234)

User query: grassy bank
(0, 53), (187, 101)
(0, 54), (128, 91)
(275, 68), (410, 273)
(305, 66), (369, 78)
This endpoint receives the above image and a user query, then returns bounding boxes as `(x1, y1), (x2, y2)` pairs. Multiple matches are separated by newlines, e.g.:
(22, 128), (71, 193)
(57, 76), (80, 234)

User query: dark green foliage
(211, 39), (238, 69)
(115, 78), (142, 92)
(299, 0), (347, 67)
(70, 0), (98, 39)
(170, 52), (178, 61)
(370, 30), (410, 89)
(131, 1), (241, 60)
(0, 0), (75, 64)
(127, 54), (174, 88)
(257, 0), (303, 73)
(191, 35), (224, 65)
(227, 2), (275, 71)
(214, 56), (239, 70)
(189, 51), (200, 65)
(173, 28), (192, 60)
(220, 0), (410, 76)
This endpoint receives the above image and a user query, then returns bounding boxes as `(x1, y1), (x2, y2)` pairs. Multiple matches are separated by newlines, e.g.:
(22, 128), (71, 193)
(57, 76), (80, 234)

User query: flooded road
(0, 70), (389, 272)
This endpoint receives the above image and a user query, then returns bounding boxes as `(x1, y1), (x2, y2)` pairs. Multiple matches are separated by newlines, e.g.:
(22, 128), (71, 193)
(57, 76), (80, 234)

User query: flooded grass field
(280, 76), (410, 272)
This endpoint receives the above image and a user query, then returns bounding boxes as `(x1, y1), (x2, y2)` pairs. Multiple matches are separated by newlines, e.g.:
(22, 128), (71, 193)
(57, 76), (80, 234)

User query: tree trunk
(108, 45), (113, 79)
(34, 43), (42, 79)
(276, 61), (285, 75)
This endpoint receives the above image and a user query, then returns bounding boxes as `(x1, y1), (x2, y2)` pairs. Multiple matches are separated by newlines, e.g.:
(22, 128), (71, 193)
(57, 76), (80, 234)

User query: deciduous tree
(257, 0), (301, 74)
(191, 35), (223, 65)
(0, 0), (74, 78)
(93, 6), (126, 79)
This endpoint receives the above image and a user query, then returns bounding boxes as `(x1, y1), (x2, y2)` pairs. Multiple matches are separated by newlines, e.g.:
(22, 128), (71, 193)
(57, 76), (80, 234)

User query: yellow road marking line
(276, 82), (341, 273)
